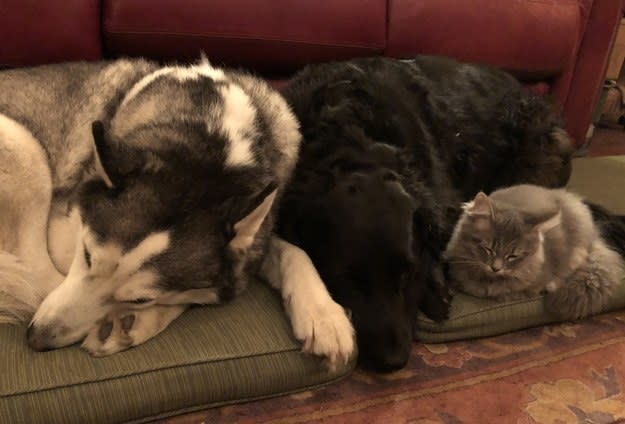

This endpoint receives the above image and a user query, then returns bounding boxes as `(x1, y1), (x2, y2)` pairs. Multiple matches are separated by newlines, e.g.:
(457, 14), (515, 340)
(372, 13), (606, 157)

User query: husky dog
(0, 58), (354, 365)
(277, 56), (573, 372)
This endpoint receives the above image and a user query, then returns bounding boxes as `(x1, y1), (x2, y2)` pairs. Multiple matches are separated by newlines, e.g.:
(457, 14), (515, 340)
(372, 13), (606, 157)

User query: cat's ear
(532, 210), (562, 235)
(464, 192), (493, 218)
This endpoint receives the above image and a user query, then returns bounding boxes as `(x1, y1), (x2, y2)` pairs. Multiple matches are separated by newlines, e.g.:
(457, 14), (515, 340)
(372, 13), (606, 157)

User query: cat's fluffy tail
(545, 239), (624, 320)
(0, 251), (45, 324)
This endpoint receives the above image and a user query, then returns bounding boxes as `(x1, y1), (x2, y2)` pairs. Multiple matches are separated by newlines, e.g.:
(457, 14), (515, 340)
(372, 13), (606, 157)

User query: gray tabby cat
(444, 184), (624, 320)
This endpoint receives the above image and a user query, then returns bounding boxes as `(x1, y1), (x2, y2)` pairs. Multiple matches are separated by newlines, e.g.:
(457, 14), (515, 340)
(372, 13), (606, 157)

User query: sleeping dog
(277, 56), (573, 372)
(0, 57), (354, 366)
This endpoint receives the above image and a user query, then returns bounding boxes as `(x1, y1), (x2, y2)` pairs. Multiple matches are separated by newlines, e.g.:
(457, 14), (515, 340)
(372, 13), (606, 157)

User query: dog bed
(0, 281), (354, 423)
(416, 155), (625, 342)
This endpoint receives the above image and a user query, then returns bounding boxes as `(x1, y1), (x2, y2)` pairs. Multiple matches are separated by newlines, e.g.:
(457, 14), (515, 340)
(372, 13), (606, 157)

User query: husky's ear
(228, 183), (278, 251)
(199, 51), (210, 66)
(91, 121), (117, 189)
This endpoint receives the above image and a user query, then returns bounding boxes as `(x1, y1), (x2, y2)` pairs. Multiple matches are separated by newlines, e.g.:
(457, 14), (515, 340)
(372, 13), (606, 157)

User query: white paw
(81, 305), (185, 356)
(81, 311), (137, 356)
(288, 294), (355, 370)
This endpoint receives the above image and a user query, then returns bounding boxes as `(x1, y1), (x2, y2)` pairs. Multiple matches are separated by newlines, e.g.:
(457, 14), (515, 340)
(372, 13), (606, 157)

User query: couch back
(3, 0), (623, 147)
(2, 0), (580, 80)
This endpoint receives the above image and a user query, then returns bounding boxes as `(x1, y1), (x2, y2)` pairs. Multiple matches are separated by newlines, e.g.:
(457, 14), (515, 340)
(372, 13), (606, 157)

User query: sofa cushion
(386, 0), (582, 79)
(103, 0), (386, 73)
(0, 0), (102, 67)
(0, 282), (354, 424)
(416, 155), (625, 343)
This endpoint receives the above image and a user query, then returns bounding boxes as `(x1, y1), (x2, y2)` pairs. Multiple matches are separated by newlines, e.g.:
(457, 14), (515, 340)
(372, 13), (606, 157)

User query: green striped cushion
(0, 282), (354, 423)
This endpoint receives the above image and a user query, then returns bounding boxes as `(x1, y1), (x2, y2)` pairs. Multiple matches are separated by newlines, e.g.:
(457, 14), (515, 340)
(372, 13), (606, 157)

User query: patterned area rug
(160, 311), (625, 424)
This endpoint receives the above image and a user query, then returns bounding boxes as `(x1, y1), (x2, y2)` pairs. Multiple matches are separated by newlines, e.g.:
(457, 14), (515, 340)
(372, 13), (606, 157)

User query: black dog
(276, 56), (573, 372)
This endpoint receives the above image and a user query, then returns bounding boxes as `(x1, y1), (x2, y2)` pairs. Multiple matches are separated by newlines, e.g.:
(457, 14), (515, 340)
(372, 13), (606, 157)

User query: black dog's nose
(378, 350), (409, 373)
(26, 323), (54, 352)
(363, 347), (410, 373)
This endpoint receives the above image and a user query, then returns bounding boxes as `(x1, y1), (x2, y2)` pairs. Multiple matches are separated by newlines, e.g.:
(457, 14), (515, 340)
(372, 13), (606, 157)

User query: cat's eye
(506, 254), (519, 262)
(481, 246), (494, 256)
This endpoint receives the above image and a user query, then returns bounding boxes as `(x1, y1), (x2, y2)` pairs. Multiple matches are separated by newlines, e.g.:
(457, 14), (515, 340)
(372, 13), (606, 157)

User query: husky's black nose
(26, 323), (54, 352)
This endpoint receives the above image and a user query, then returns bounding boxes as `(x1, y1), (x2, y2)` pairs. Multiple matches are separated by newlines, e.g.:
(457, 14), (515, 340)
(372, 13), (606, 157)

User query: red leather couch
(1, 0), (623, 149)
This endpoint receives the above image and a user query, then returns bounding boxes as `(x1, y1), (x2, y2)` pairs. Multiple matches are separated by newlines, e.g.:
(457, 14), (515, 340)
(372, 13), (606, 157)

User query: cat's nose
(491, 258), (503, 273)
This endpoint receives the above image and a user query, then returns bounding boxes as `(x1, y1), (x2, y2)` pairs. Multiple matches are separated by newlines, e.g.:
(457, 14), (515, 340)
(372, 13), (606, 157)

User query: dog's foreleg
(259, 236), (355, 369)
(81, 304), (187, 356)
(0, 114), (64, 323)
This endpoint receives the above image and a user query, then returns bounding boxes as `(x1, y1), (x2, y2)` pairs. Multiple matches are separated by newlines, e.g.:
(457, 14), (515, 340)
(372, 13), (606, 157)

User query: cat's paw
(545, 280), (561, 292)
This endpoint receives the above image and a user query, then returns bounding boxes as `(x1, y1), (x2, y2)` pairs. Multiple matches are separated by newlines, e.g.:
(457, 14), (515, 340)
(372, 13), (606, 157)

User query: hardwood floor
(587, 127), (625, 157)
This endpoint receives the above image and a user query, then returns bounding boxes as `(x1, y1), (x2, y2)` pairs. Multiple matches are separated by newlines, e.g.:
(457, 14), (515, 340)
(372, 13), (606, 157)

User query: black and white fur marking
(0, 57), (354, 366)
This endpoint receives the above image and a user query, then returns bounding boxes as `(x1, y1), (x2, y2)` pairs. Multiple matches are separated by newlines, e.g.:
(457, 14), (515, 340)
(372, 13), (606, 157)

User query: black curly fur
(585, 202), (625, 257)
(277, 55), (573, 372)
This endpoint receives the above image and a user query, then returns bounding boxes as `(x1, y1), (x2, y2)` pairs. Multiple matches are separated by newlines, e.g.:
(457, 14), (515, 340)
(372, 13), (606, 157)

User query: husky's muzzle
(27, 226), (171, 351)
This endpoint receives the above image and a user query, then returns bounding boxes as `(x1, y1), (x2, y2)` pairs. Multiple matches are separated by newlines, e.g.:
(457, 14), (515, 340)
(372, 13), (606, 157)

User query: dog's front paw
(81, 312), (137, 356)
(81, 305), (186, 357)
(288, 295), (355, 370)
(421, 287), (452, 322)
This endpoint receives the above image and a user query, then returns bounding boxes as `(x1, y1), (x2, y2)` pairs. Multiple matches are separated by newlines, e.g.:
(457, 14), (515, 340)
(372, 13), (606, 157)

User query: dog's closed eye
(84, 244), (92, 268)
(347, 184), (359, 195)
(382, 170), (400, 182)
(127, 297), (153, 305)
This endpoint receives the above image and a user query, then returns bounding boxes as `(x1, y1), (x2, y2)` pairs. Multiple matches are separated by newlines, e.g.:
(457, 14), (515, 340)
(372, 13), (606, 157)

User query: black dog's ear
(413, 204), (445, 261)
(91, 120), (118, 189)
(413, 205), (453, 321)
(311, 82), (347, 113)
(311, 78), (370, 114)
(419, 263), (452, 322)
(226, 182), (278, 251)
